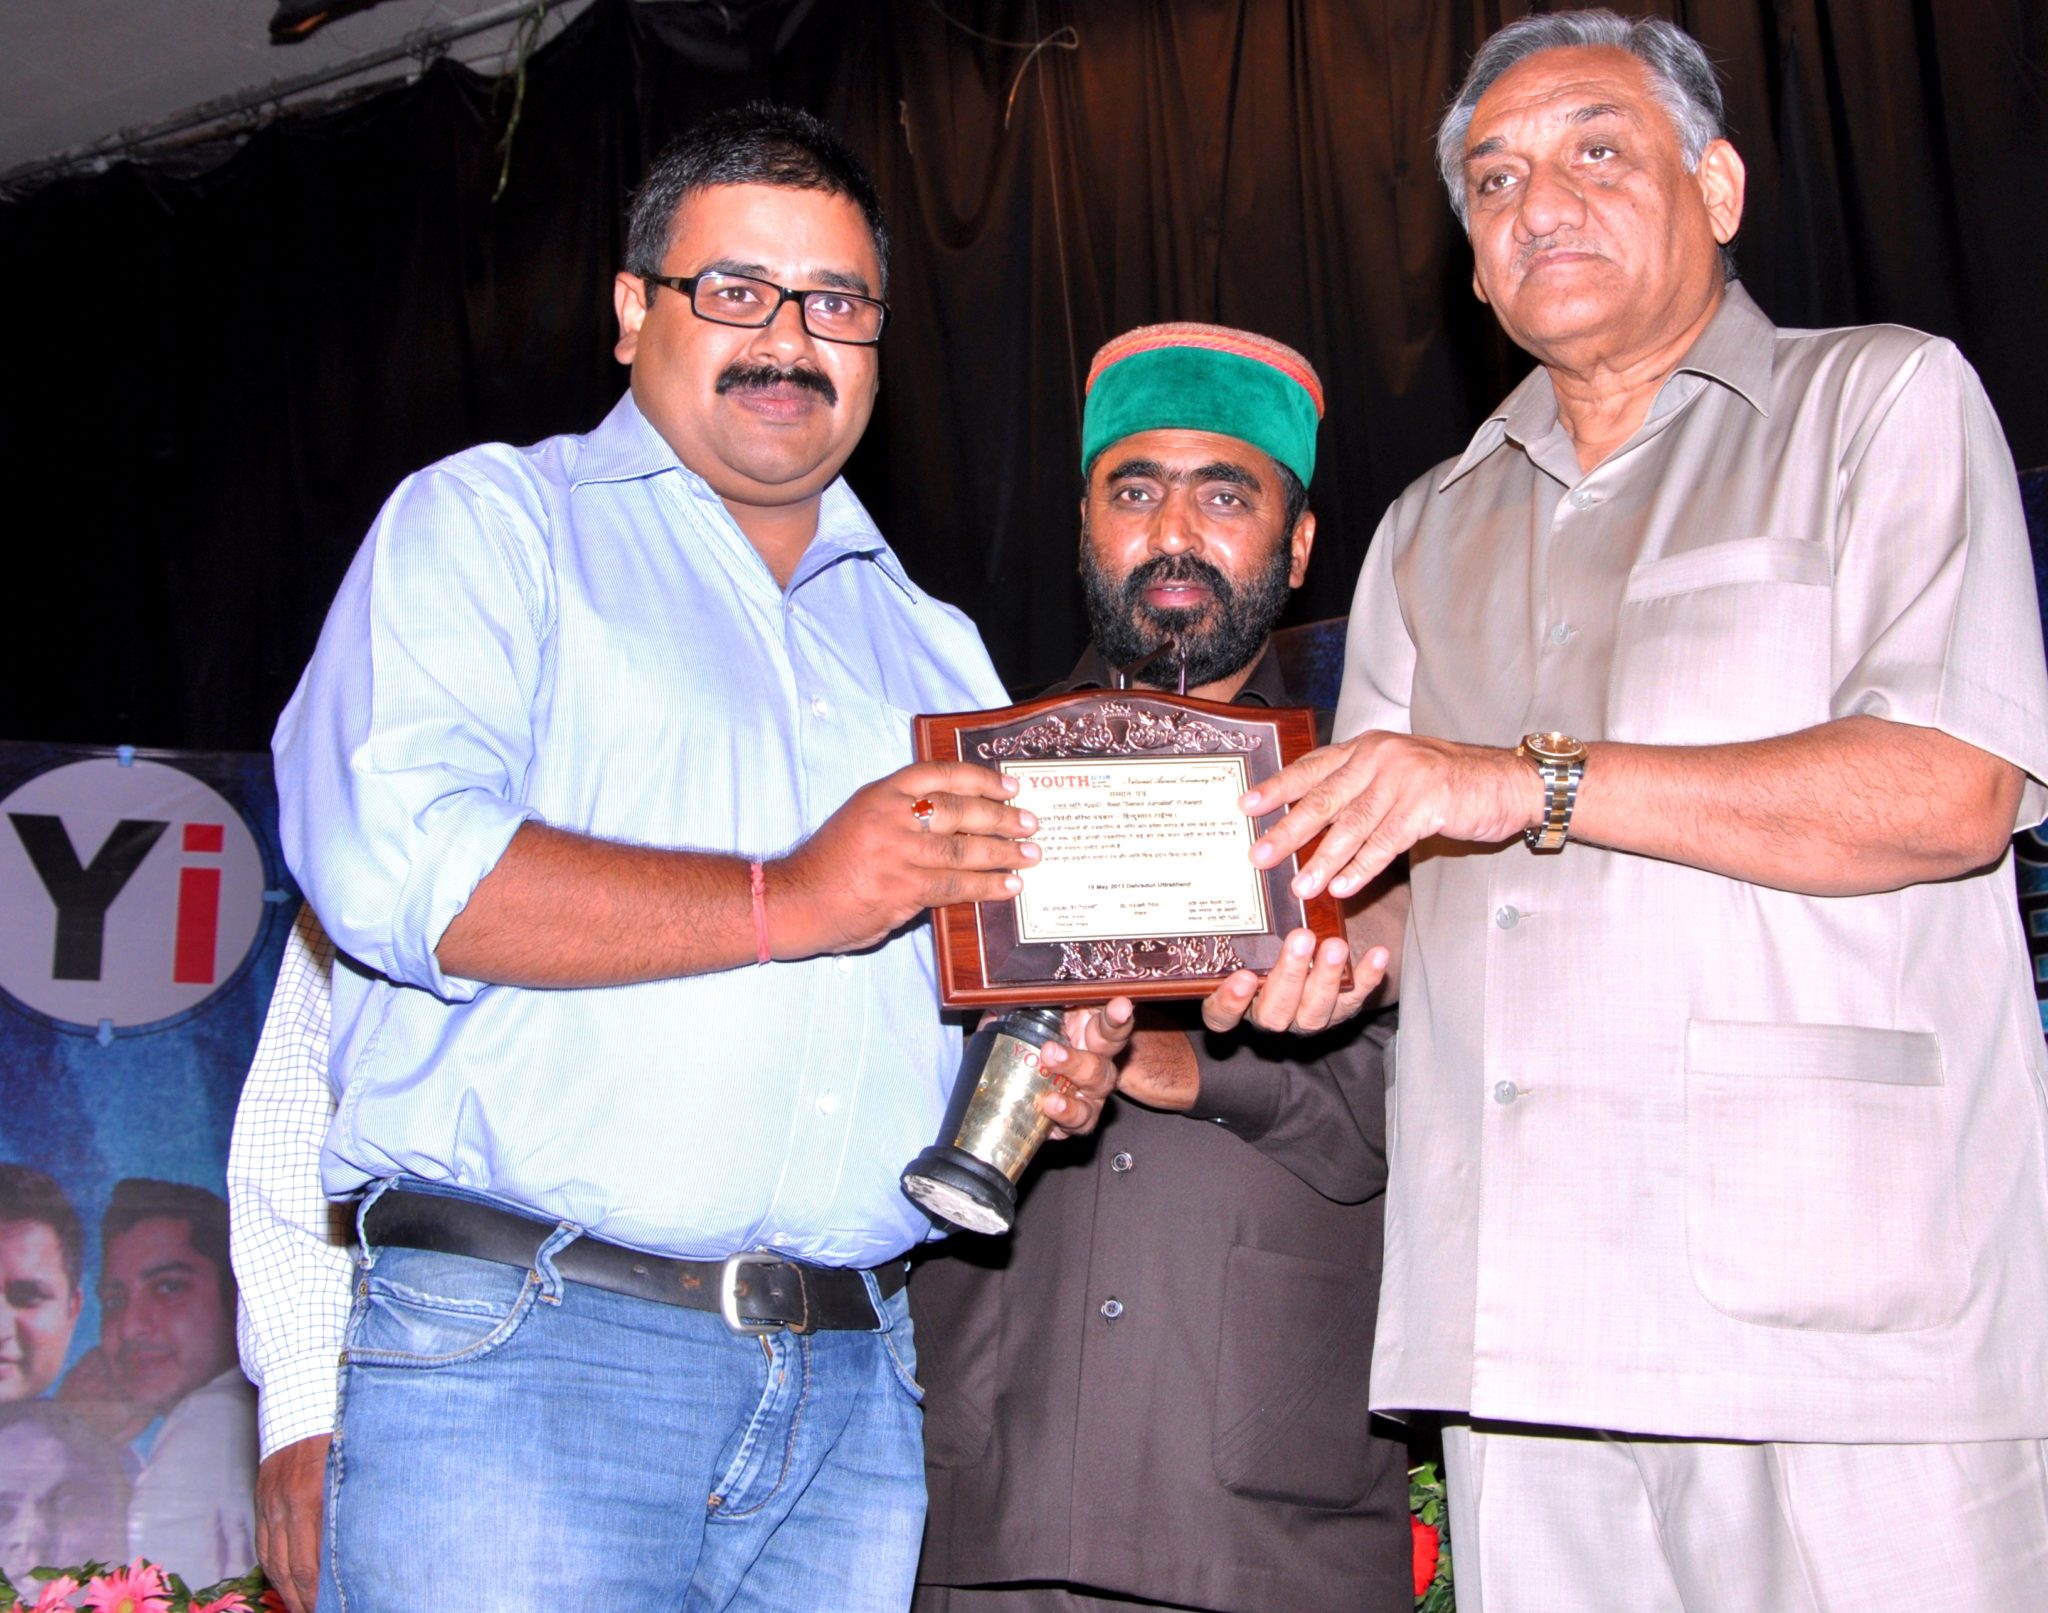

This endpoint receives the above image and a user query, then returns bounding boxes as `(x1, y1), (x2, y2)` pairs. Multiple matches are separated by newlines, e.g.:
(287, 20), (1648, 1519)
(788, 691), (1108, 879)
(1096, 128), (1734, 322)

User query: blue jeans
(318, 1197), (926, 1613)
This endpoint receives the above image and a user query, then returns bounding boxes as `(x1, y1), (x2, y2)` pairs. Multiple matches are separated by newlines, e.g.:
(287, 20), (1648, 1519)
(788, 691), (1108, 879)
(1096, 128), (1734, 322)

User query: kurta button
(1551, 622), (1574, 645)
(1100, 1297), (1124, 1320)
(1570, 488), (1599, 508)
(1495, 905), (1520, 929)
(1494, 1080), (1520, 1105)
(1110, 1151), (1133, 1173)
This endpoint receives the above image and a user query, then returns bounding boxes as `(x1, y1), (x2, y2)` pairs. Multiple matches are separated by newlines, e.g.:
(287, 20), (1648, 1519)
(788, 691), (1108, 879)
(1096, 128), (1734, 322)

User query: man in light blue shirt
(263, 103), (1129, 1613)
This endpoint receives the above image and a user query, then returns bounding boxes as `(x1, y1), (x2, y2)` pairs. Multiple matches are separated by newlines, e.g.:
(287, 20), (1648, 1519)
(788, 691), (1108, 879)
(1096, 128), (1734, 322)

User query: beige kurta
(1339, 283), (2048, 1443)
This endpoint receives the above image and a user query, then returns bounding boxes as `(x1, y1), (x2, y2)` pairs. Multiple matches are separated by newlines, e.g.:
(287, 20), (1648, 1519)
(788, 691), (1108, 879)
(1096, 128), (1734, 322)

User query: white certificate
(1003, 756), (1269, 943)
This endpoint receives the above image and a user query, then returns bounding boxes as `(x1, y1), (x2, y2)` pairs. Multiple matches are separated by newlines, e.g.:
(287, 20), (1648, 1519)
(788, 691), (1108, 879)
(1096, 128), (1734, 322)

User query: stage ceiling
(0, 0), (596, 179)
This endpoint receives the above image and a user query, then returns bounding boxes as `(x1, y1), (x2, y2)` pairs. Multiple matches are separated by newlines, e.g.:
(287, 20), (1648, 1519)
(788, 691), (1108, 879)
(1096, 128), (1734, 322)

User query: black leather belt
(362, 1190), (906, 1334)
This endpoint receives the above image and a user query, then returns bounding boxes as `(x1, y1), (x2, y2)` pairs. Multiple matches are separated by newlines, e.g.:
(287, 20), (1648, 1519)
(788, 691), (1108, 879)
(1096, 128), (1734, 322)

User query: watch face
(1523, 731), (1584, 764)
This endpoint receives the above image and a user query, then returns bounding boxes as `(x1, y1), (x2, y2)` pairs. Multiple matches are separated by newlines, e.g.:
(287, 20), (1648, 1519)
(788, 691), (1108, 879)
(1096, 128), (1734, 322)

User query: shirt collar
(1058, 641), (1283, 706)
(569, 390), (915, 600)
(568, 390), (687, 487)
(799, 480), (914, 599)
(1436, 279), (1776, 492)
(1666, 280), (1774, 417)
(1438, 371), (1549, 492)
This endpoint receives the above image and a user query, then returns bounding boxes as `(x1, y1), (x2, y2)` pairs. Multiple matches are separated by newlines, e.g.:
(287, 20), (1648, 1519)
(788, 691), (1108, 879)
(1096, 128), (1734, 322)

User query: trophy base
(901, 1147), (1017, 1235)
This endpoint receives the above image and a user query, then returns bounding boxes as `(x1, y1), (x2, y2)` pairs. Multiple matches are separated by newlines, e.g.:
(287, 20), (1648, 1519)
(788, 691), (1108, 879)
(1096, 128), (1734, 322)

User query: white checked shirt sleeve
(228, 904), (353, 1459)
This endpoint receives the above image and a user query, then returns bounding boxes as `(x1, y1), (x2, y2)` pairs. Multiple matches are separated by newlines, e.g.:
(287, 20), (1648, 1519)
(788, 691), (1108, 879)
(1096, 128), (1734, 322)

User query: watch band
(1517, 732), (1586, 852)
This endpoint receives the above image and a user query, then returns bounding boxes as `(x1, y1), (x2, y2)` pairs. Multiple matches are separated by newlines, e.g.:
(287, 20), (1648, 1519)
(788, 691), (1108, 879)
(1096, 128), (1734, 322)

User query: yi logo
(0, 758), (266, 1030)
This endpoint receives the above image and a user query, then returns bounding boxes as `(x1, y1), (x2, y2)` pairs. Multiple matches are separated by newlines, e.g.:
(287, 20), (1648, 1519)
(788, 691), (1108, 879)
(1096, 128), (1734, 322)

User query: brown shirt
(1339, 284), (2048, 1442)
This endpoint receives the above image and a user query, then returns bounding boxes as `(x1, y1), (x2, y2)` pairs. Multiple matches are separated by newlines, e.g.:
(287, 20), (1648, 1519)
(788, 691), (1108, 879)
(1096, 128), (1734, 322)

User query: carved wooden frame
(914, 690), (1347, 1007)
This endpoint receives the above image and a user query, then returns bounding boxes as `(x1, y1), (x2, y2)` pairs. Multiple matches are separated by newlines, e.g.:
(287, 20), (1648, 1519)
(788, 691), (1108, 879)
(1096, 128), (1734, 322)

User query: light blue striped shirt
(273, 392), (1006, 1265)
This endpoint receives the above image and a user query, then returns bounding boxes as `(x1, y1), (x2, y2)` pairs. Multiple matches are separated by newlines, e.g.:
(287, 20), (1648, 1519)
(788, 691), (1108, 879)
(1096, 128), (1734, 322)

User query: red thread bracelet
(749, 859), (771, 965)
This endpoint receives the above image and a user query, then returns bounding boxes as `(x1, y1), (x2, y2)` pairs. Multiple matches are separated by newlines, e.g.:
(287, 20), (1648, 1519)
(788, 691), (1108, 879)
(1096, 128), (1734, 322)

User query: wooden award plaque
(914, 689), (1349, 1008)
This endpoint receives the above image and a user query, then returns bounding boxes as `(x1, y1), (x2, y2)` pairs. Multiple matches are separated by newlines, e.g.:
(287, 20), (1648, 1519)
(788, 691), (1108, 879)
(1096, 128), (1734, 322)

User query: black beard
(1078, 535), (1295, 692)
(714, 361), (838, 406)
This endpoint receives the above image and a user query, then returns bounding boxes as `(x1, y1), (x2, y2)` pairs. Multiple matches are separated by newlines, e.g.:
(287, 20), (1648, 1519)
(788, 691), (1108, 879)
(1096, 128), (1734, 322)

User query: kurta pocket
(1212, 1244), (1380, 1506)
(1684, 1018), (1968, 1332)
(909, 1261), (999, 1466)
(1608, 537), (1832, 745)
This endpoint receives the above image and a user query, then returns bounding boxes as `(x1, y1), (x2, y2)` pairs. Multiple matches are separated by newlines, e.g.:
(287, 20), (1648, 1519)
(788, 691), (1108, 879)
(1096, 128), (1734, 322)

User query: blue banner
(0, 741), (295, 1591)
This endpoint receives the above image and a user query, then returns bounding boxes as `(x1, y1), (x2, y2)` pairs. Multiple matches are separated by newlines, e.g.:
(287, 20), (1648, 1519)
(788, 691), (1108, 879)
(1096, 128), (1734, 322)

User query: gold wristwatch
(1516, 731), (1587, 852)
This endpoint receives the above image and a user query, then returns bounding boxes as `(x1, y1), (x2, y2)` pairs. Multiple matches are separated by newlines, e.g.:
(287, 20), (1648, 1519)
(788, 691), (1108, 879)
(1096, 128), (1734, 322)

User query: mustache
(1516, 231), (1601, 272)
(1122, 554), (1236, 612)
(715, 362), (838, 406)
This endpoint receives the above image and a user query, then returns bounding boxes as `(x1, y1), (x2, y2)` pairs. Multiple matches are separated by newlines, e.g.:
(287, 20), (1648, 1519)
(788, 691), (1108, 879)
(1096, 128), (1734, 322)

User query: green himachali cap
(1081, 321), (1326, 485)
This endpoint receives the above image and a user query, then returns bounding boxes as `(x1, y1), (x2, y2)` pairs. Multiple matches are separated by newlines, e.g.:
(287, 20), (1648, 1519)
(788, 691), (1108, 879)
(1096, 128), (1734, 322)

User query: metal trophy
(901, 1005), (1069, 1235)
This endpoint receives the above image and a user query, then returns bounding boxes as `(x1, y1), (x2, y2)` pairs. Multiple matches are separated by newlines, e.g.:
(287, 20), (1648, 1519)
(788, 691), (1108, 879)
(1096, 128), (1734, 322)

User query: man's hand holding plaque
(767, 759), (1039, 957)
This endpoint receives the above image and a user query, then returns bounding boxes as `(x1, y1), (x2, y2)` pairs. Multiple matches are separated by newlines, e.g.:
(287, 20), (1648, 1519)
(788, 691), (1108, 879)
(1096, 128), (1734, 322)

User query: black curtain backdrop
(3, 0), (2044, 750)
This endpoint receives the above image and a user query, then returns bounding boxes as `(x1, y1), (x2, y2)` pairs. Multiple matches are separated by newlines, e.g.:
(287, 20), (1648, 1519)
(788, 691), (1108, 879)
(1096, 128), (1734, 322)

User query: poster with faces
(0, 741), (293, 1594)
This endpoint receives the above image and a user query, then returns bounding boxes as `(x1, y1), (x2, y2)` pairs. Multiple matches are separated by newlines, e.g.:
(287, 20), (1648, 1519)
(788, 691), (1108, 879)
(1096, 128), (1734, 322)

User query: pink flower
(27, 1576), (82, 1613)
(77, 1560), (171, 1613)
(188, 1598), (252, 1613)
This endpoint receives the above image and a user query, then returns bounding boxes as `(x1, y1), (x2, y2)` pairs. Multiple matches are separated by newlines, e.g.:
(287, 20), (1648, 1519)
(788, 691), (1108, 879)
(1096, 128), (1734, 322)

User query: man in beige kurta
(1244, 12), (2048, 1609)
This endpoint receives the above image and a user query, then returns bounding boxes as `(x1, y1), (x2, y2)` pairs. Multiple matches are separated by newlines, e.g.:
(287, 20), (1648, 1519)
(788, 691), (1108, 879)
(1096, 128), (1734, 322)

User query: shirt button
(816, 1092), (840, 1115)
(1494, 1080), (1520, 1105)
(1570, 488), (1600, 509)
(1110, 1151), (1133, 1173)
(1495, 905), (1520, 929)
(810, 694), (829, 716)
(834, 956), (853, 977)
(1551, 622), (1574, 645)
(1100, 1297), (1125, 1320)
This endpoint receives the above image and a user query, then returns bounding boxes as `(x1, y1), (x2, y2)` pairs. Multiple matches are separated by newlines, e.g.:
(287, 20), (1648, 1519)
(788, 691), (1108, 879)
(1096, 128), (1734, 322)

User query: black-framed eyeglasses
(643, 270), (889, 346)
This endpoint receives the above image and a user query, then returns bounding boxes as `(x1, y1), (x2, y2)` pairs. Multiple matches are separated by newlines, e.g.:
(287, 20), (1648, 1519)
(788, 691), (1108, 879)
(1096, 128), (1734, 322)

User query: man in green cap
(909, 323), (1414, 1613)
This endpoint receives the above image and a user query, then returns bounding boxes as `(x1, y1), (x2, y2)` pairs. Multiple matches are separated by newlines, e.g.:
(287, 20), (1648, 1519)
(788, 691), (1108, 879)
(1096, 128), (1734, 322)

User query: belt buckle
(720, 1250), (796, 1335)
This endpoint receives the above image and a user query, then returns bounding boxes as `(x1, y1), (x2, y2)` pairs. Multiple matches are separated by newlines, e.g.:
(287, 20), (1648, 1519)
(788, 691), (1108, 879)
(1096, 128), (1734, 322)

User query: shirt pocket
(1607, 537), (1832, 745)
(806, 690), (922, 813)
(1684, 1018), (1968, 1332)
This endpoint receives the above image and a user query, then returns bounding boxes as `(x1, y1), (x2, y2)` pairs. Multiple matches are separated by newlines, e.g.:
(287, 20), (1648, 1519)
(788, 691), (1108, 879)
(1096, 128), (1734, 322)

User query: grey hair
(1435, 10), (1727, 229)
